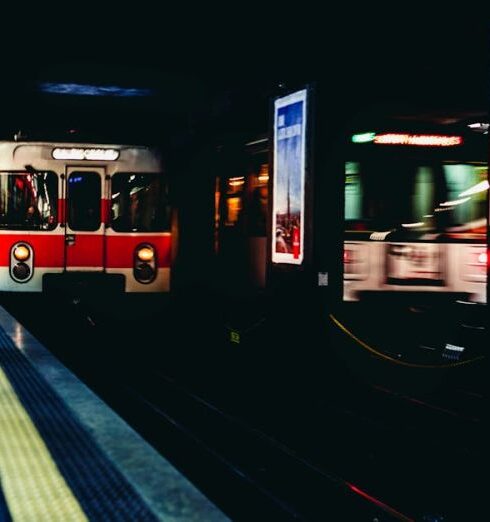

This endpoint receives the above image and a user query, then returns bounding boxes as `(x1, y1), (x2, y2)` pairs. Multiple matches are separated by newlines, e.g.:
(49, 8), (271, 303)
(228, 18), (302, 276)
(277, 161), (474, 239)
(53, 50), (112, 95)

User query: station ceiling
(1, 20), (487, 144)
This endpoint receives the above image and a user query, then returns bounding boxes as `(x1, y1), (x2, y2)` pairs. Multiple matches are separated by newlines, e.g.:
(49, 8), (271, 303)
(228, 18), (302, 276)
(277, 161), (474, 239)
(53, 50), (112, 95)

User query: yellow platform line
(0, 366), (87, 522)
(330, 313), (485, 369)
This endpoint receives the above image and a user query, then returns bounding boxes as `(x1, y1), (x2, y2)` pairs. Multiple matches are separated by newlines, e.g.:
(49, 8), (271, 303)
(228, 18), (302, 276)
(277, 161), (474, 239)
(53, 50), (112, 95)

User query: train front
(343, 122), (488, 305)
(0, 142), (172, 300)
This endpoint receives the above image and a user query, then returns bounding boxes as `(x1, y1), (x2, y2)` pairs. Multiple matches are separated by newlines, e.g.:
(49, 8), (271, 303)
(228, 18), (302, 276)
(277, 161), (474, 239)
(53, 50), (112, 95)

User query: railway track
(2, 294), (484, 520)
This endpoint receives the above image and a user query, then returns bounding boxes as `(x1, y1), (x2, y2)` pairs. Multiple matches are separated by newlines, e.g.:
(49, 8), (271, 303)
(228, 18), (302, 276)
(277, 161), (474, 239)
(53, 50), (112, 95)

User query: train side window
(224, 177), (245, 227)
(67, 171), (101, 231)
(111, 173), (170, 232)
(247, 163), (269, 237)
(0, 171), (57, 230)
(443, 164), (488, 226)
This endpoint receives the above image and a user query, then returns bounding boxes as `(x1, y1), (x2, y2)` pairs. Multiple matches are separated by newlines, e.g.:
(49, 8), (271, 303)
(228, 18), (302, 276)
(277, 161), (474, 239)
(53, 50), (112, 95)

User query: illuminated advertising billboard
(272, 89), (307, 265)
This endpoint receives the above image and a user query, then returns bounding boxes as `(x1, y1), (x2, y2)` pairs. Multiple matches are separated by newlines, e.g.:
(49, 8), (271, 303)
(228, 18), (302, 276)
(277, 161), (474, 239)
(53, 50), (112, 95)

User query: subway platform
(0, 306), (229, 522)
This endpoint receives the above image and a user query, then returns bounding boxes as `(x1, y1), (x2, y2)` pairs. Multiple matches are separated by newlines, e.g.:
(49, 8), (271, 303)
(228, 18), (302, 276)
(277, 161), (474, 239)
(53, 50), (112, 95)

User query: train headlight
(13, 245), (30, 261)
(10, 243), (34, 283)
(134, 244), (157, 283)
(137, 246), (154, 262)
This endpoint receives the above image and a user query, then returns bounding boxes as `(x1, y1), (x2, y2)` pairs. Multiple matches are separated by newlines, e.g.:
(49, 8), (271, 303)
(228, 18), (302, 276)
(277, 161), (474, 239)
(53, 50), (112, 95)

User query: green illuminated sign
(351, 132), (376, 143)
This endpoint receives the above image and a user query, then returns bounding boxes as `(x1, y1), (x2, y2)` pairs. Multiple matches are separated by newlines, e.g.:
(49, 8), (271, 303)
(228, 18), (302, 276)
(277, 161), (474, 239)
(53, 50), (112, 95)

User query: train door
(64, 166), (105, 270)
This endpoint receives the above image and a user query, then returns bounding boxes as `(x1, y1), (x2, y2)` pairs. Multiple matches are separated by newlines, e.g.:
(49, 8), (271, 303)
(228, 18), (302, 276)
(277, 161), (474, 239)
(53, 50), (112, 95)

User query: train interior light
(228, 177), (245, 187)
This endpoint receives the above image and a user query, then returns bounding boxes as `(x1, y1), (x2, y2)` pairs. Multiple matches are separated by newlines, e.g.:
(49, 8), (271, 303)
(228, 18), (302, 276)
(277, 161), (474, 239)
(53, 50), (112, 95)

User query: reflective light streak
(374, 134), (463, 146)
(245, 138), (269, 146)
(370, 230), (392, 241)
(347, 483), (414, 521)
(439, 197), (471, 207)
(467, 122), (489, 133)
(458, 180), (489, 197)
(445, 343), (465, 352)
(401, 222), (425, 228)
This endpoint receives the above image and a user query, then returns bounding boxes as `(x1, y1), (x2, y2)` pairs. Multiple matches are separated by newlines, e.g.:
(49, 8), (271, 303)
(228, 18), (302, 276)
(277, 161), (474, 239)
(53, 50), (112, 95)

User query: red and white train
(0, 140), (171, 294)
(343, 126), (488, 304)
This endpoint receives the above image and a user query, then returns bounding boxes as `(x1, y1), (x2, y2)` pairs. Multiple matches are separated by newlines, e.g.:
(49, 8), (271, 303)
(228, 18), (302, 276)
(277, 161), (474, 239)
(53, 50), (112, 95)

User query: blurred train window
(224, 177), (244, 226)
(442, 164), (488, 227)
(345, 162), (362, 220)
(344, 159), (488, 233)
(67, 171), (101, 231)
(344, 159), (442, 230)
(0, 171), (57, 230)
(247, 163), (269, 236)
(111, 173), (170, 232)
(344, 156), (488, 231)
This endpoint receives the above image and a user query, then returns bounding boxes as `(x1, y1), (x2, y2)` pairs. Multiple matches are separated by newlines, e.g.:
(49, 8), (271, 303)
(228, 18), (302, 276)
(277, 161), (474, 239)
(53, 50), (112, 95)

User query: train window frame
(344, 159), (488, 234)
(110, 172), (170, 233)
(0, 170), (58, 231)
(67, 171), (101, 232)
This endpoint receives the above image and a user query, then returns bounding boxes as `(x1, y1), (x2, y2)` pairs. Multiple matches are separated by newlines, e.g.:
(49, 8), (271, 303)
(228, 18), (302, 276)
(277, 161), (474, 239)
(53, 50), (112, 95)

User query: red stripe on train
(0, 233), (171, 268)
(66, 234), (104, 267)
(0, 234), (64, 267)
(106, 235), (172, 268)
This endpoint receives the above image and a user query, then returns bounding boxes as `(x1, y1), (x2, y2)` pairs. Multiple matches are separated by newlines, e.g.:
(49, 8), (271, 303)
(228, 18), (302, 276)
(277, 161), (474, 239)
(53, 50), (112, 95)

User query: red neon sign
(374, 133), (463, 146)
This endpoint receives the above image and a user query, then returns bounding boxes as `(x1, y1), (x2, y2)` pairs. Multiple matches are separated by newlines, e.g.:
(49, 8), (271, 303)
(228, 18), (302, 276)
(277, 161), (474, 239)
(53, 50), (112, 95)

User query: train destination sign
(52, 148), (120, 161)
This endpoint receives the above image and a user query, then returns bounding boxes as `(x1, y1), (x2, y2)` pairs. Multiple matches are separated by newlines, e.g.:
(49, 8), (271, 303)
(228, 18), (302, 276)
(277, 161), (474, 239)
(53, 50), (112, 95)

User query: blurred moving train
(212, 117), (488, 310)
(4, 113), (486, 315)
(343, 122), (488, 304)
(0, 140), (171, 294)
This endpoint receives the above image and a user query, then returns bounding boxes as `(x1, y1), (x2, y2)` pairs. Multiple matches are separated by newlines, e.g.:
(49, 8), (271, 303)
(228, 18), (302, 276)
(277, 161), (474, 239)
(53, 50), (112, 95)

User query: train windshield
(111, 172), (170, 232)
(345, 159), (488, 235)
(0, 171), (57, 230)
